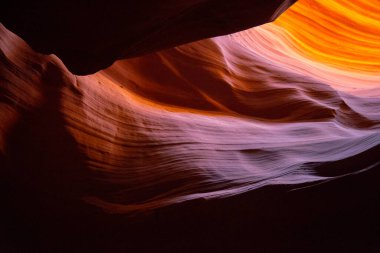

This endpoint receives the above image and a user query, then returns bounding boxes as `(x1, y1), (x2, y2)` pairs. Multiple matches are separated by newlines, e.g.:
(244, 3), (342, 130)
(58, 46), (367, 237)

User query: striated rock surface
(1, 0), (380, 252)
(232, 0), (380, 93)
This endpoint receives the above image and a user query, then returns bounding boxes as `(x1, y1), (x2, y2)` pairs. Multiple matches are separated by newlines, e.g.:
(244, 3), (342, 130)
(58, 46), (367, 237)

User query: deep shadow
(0, 63), (92, 252)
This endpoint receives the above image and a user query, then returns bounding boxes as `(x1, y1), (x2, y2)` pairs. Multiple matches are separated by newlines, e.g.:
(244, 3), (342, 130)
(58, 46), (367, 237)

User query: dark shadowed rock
(1, 0), (296, 74)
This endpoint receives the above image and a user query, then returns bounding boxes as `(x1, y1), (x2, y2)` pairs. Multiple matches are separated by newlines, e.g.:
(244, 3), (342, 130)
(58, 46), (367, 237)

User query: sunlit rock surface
(1, 0), (380, 252)
(232, 0), (380, 93)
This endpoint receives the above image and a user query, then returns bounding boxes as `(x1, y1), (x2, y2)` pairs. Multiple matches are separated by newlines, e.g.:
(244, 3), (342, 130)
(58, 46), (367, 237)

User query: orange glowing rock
(1, 1), (380, 251)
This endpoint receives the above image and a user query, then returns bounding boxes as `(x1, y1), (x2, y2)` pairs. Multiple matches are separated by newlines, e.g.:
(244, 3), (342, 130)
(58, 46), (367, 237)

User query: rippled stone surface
(1, 0), (380, 252)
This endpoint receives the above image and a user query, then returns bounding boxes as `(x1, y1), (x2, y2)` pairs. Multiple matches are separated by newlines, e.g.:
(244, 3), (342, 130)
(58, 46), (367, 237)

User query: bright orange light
(230, 0), (380, 93)
(274, 0), (380, 73)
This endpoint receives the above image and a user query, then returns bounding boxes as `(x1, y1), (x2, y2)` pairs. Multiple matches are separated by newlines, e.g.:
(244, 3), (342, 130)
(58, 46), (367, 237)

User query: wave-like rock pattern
(1, 4), (380, 216)
(2, 1), (380, 251)
(81, 40), (380, 213)
(232, 0), (380, 94)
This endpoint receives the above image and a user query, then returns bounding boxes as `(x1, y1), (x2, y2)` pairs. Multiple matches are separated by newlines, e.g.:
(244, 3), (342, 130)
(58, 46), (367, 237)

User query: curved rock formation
(1, 0), (380, 252)
(232, 0), (380, 94)
(2, 21), (379, 214)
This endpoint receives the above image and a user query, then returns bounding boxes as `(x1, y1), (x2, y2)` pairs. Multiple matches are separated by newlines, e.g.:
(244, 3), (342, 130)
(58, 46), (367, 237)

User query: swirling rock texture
(1, 0), (380, 252)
